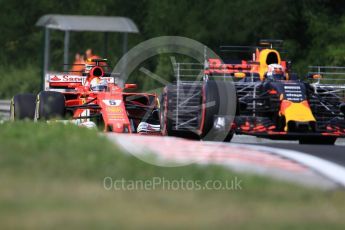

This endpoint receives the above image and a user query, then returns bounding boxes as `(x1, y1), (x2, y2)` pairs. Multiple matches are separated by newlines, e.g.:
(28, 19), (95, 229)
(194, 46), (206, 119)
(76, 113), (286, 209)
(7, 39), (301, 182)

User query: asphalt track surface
(232, 136), (345, 166)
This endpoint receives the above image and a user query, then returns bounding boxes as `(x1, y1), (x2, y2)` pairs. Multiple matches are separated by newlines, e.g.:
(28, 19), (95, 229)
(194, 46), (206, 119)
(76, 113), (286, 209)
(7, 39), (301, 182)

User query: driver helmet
(266, 64), (286, 80)
(90, 78), (108, 91)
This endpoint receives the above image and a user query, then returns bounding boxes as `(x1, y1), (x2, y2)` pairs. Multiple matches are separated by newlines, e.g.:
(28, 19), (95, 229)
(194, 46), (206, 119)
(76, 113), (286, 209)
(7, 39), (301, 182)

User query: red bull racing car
(10, 59), (160, 134)
(161, 41), (345, 144)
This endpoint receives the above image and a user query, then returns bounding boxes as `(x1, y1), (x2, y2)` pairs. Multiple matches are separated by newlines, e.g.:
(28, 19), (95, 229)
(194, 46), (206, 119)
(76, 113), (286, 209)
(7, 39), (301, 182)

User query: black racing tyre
(224, 131), (234, 142)
(160, 84), (200, 139)
(299, 136), (337, 145)
(202, 80), (234, 142)
(10, 93), (36, 120)
(202, 81), (220, 136)
(35, 91), (65, 120)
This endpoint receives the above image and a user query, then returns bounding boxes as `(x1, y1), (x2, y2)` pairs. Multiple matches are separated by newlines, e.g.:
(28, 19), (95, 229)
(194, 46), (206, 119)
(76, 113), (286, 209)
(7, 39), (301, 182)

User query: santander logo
(50, 75), (61, 81)
(49, 75), (84, 82)
(49, 74), (114, 83)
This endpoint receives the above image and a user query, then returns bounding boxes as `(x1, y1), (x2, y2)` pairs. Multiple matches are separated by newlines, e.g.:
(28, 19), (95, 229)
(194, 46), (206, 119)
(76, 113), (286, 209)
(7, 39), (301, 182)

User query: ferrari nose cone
(112, 123), (124, 133)
(110, 123), (131, 133)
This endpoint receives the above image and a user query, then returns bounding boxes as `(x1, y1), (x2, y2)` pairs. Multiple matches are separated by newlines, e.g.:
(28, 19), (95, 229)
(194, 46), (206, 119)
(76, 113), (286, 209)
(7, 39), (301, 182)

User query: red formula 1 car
(161, 41), (345, 144)
(10, 59), (161, 134)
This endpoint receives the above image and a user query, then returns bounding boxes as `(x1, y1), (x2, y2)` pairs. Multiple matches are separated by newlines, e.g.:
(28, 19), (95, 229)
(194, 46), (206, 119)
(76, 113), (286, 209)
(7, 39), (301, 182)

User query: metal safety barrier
(0, 100), (11, 120)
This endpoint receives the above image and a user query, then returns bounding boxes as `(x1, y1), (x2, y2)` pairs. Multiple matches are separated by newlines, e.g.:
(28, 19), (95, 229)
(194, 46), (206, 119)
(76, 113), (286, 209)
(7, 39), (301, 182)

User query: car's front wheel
(34, 91), (65, 120)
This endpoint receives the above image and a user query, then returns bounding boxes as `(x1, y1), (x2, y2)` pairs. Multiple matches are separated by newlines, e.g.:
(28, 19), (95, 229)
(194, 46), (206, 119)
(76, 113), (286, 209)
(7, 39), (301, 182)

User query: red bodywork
(47, 64), (158, 133)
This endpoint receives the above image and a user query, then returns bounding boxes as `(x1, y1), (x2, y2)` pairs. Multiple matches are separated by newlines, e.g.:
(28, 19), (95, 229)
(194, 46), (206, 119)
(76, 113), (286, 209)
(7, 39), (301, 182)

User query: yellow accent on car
(258, 49), (281, 80)
(281, 101), (316, 131)
(156, 97), (160, 109)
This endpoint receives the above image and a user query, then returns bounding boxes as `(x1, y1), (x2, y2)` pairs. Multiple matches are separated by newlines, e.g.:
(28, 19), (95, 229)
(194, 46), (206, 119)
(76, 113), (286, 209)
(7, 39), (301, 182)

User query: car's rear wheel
(160, 81), (234, 142)
(299, 136), (337, 145)
(35, 91), (65, 120)
(160, 84), (200, 139)
(201, 80), (234, 142)
(10, 93), (36, 120)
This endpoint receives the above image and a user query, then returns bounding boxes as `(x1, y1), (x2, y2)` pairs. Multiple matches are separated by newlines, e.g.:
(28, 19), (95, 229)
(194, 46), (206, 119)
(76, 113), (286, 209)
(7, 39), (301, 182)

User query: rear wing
(219, 39), (286, 58)
(44, 72), (116, 92)
(205, 58), (254, 74)
(172, 59), (259, 84)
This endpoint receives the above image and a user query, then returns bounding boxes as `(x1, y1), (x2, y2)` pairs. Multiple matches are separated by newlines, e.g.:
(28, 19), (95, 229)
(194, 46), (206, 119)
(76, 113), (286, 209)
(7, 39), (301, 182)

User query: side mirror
(234, 72), (246, 78)
(307, 74), (322, 80)
(125, 83), (137, 89)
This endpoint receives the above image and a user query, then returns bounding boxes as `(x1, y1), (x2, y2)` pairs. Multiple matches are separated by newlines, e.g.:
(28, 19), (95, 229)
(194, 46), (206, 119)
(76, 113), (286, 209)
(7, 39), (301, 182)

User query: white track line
(232, 144), (345, 187)
(108, 134), (342, 188)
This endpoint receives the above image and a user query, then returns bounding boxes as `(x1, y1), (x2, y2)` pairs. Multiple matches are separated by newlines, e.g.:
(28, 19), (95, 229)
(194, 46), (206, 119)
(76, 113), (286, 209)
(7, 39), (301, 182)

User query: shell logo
(107, 107), (123, 113)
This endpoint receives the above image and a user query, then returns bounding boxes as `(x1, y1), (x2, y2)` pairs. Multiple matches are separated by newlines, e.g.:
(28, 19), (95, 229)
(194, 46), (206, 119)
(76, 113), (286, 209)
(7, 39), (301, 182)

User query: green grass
(0, 122), (345, 229)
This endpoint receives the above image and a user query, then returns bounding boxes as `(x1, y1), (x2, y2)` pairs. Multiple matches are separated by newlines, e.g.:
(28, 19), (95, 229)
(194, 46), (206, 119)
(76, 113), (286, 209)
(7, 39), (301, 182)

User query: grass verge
(0, 122), (345, 229)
